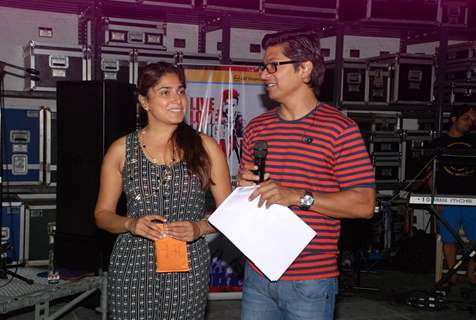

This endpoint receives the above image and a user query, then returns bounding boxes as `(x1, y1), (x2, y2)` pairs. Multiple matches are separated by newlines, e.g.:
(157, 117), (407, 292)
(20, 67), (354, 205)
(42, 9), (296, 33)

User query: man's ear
(299, 61), (313, 82)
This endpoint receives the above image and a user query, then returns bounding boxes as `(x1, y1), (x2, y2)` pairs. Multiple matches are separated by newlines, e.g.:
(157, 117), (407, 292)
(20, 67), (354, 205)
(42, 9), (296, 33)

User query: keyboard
(409, 194), (476, 206)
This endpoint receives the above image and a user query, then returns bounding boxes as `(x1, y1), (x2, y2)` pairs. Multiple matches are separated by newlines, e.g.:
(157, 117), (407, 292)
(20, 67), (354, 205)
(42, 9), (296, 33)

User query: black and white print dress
(108, 131), (210, 320)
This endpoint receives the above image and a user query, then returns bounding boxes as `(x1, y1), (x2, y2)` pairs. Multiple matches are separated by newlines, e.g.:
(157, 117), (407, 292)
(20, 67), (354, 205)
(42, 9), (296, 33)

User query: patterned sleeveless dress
(108, 131), (210, 320)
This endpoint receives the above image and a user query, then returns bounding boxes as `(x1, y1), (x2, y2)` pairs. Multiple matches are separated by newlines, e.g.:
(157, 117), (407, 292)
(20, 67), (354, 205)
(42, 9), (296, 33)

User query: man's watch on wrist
(299, 191), (314, 210)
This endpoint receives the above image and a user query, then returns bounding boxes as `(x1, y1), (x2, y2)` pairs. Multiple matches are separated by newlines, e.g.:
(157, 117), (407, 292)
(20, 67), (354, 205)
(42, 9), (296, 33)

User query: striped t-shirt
(241, 103), (376, 280)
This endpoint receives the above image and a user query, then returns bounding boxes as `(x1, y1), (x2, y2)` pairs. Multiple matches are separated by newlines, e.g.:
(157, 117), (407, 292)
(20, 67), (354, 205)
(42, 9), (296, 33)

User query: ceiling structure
(1, 0), (476, 42)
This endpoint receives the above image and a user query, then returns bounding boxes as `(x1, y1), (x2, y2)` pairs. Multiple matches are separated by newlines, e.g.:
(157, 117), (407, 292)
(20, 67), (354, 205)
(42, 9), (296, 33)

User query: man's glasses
(259, 60), (303, 74)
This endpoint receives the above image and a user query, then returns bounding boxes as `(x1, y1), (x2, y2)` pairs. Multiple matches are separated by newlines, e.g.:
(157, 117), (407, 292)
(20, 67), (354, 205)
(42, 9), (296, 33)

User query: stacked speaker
(55, 80), (137, 272)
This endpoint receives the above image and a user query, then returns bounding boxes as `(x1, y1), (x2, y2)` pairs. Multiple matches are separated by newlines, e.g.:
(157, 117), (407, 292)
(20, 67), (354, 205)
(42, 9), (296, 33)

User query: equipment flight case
(23, 40), (91, 91)
(368, 53), (435, 105)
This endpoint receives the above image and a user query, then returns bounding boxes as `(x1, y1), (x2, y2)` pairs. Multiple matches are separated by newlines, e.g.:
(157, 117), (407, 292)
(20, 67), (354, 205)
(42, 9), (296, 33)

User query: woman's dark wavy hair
(137, 62), (212, 188)
(262, 29), (325, 95)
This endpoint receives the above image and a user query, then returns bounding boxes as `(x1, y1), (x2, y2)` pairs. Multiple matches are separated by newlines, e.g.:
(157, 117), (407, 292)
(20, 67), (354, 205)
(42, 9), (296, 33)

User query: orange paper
(154, 224), (189, 272)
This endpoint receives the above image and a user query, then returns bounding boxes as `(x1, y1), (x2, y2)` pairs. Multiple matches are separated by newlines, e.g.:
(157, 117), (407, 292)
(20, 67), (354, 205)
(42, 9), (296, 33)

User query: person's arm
(277, 187), (376, 219)
(244, 177), (375, 219)
(240, 123), (375, 219)
(94, 137), (165, 240)
(426, 136), (442, 194)
(166, 134), (232, 241)
(198, 134), (232, 235)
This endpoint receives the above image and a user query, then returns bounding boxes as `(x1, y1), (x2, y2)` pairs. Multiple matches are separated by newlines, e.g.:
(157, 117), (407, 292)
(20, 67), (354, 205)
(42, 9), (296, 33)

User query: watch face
(302, 194), (313, 206)
(300, 192), (314, 209)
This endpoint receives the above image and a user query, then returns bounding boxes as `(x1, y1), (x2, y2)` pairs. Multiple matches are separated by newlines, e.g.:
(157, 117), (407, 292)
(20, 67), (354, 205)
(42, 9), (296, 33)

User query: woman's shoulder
(111, 135), (128, 148)
(198, 133), (222, 153)
(199, 132), (218, 147)
(106, 135), (129, 158)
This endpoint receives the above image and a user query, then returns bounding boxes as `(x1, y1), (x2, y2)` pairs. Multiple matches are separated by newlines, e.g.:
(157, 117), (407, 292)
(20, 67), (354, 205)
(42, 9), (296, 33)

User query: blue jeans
(440, 206), (476, 243)
(241, 263), (338, 320)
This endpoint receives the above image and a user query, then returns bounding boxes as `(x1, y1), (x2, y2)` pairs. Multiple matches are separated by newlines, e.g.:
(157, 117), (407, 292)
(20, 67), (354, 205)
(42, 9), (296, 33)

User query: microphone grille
(253, 141), (268, 158)
(254, 141), (267, 150)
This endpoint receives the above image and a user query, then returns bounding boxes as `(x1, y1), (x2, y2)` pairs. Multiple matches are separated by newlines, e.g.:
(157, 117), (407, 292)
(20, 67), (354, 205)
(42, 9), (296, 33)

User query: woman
(95, 62), (231, 319)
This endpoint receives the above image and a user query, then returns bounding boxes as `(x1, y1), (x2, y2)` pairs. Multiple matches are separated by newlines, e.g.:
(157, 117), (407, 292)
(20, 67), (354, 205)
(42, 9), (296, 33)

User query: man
(429, 105), (476, 286)
(237, 29), (376, 320)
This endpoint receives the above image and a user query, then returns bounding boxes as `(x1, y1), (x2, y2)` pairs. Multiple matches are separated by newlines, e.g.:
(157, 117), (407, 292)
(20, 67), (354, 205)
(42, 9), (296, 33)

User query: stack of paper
(208, 186), (316, 281)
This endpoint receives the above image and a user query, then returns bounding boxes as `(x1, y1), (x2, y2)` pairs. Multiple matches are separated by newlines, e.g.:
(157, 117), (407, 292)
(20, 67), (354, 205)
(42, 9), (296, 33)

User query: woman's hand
(166, 220), (202, 242)
(125, 214), (167, 241)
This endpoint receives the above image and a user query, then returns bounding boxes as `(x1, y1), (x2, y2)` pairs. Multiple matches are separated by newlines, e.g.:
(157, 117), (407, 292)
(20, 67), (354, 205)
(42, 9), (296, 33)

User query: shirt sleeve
(240, 123), (254, 166)
(333, 124), (376, 190)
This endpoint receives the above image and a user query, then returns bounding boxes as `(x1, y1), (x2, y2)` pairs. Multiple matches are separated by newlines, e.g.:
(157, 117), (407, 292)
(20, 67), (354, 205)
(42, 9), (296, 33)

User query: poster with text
(185, 64), (271, 184)
(184, 64), (271, 294)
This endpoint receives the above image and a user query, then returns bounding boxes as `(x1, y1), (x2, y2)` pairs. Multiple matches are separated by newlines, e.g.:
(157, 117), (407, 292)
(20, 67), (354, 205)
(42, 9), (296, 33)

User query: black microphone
(2, 70), (40, 81)
(0, 61), (40, 75)
(26, 68), (40, 75)
(253, 141), (268, 183)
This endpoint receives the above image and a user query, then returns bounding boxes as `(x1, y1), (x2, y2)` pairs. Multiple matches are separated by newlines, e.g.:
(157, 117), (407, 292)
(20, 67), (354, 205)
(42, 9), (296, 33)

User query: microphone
(2, 70), (40, 81)
(0, 60), (40, 75)
(253, 141), (268, 183)
(26, 68), (40, 75)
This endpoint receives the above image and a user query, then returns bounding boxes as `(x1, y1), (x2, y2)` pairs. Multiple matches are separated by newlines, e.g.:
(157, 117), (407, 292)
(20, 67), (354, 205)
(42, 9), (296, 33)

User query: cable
(387, 154), (437, 203)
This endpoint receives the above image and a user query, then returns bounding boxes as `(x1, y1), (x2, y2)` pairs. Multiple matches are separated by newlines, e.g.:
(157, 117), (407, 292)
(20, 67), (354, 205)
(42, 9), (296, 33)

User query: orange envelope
(154, 224), (189, 273)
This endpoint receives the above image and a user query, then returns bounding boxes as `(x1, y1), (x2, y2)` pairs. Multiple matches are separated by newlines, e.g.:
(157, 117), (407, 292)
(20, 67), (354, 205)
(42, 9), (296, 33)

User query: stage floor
(1, 268), (475, 319)
(0, 266), (105, 319)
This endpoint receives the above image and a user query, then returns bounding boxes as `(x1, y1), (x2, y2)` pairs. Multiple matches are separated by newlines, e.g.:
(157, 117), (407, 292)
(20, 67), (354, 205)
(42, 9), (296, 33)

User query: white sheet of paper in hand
(208, 186), (316, 281)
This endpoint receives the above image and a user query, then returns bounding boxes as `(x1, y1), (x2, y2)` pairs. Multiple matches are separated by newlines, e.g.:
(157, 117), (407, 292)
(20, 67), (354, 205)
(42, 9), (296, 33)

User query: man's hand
(249, 180), (301, 209)
(236, 162), (261, 186)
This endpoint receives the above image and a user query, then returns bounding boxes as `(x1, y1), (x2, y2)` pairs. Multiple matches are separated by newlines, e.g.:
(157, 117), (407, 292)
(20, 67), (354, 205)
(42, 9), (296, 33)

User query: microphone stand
(0, 66), (35, 285)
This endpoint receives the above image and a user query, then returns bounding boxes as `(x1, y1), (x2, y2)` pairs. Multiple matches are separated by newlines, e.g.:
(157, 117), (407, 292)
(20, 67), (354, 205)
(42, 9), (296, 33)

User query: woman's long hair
(137, 62), (212, 188)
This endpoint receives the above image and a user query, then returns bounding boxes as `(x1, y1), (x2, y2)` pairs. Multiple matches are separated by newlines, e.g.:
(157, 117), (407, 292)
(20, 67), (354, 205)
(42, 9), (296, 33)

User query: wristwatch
(299, 191), (314, 210)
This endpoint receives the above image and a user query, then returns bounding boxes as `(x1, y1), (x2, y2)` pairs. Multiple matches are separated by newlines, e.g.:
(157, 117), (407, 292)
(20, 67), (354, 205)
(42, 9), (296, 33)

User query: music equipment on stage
(409, 194), (476, 206)
(407, 192), (476, 309)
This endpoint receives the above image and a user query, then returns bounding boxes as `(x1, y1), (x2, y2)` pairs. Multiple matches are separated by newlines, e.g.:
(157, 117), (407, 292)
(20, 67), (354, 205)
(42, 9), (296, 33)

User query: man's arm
(246, 179), (375, 219)
(294, 187), (375, 219)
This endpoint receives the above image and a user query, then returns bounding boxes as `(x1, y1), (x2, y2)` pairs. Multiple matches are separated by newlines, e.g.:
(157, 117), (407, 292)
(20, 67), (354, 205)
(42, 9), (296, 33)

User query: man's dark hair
(262, 29), (325, 95)
(450, 105), (473, 119)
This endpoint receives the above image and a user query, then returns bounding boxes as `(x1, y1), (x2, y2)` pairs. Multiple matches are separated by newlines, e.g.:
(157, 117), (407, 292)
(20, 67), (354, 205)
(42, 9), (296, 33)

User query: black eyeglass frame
(259, 60), (303, 74)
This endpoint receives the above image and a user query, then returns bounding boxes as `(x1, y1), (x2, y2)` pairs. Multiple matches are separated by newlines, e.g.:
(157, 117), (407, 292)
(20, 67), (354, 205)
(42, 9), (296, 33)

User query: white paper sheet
(208, 186), (316, 281)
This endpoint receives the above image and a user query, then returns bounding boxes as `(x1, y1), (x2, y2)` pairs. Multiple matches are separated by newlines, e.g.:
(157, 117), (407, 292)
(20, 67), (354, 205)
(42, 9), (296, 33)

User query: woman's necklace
(139, 129), (176, 165)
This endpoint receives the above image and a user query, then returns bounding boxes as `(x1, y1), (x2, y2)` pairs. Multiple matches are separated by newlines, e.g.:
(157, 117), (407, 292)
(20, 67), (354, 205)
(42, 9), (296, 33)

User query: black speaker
(469, 1), (476, 28)
(55, 80), (136, 272)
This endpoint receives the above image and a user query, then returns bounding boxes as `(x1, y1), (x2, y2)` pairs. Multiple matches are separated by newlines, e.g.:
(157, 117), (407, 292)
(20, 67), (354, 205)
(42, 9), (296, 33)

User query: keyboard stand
(405, 203), (476, 310)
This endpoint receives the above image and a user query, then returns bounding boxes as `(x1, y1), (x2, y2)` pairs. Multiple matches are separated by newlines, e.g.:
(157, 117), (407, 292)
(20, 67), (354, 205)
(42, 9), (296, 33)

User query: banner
(184, 64), (269, 294)
(185, 64), (269, 184)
